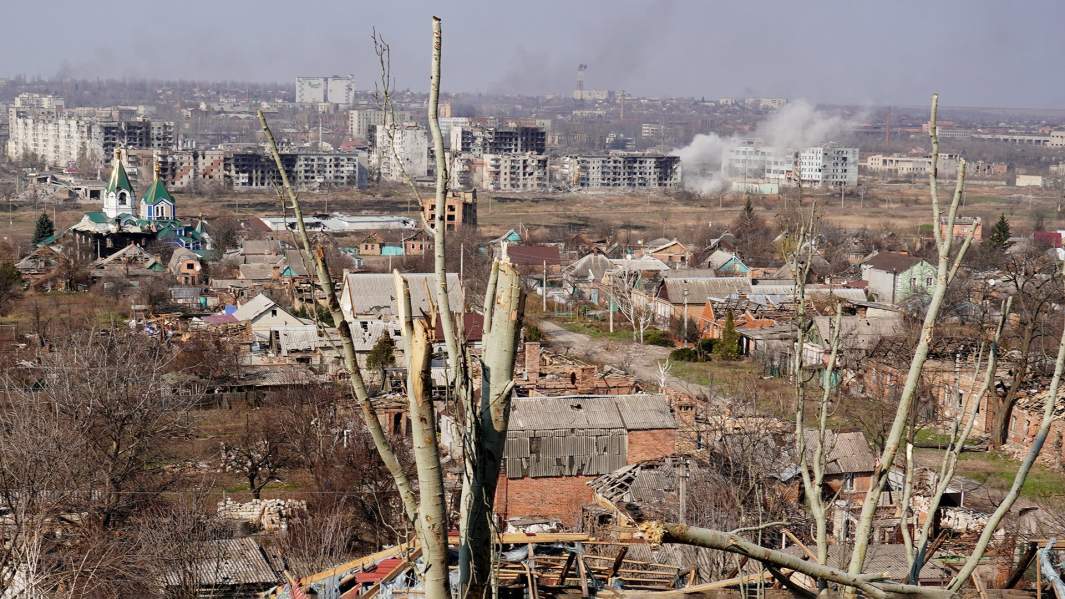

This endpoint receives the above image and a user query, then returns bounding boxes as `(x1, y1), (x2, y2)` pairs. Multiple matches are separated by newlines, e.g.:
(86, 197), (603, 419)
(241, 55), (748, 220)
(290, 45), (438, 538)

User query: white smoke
(672, 99), (859, 194)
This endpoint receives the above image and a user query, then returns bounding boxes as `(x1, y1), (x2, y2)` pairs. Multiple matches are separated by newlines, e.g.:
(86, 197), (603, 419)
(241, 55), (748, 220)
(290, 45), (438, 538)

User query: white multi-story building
(7, 94), (174, 167)
(348, 108), (412, 141)
(480, 153), (549, 192)
(559, 152), (681, 190)
(799, 146), (858, 187)
(296, 75), (355, 105)
(372, 123), (430, 182)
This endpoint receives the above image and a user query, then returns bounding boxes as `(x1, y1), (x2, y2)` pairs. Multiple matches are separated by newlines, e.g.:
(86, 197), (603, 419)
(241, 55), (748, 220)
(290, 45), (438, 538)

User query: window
(843, 475), (856, 492)
(270, 309), (278, 317)
(925, 277), (933, 286)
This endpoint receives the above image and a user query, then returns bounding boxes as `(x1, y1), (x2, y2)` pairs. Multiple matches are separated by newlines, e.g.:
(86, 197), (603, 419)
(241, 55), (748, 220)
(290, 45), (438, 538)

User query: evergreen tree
(366, 332), (396, 371)
(714, 310), (740, 361)
(32, 213), (55, 245)
(986, 213), (1012, 252)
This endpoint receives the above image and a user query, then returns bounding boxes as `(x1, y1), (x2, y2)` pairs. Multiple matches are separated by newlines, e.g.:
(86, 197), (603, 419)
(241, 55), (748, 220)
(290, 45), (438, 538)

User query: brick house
(495, 394), (677, 527)
(643, 239), (691, 268)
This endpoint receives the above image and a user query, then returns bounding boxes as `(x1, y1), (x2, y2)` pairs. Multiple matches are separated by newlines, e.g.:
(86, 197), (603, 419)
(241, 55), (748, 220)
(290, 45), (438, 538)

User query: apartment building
(559, 152), (681, 190)
(348, 108), (412, 141)
(296, 75), (355, 105)
(800, 146), (858, 187)
(7, 94), (175, 167)
(480, 153), (549, 192)
(371, 123), (430, 182)
(450, 125), (546, 156)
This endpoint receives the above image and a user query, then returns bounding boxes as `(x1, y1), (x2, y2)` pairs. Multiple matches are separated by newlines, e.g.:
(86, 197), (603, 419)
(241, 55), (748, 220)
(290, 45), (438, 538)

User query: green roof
(141, 175), (175, 206)
(105, 158), (135, 195)
(85, 211), (110, 224)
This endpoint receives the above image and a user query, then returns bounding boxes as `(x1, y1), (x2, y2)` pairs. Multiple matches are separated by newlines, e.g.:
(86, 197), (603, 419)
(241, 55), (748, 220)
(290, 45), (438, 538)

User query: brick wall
(627, 429), (677, 463)
(494, 474), (596, 527)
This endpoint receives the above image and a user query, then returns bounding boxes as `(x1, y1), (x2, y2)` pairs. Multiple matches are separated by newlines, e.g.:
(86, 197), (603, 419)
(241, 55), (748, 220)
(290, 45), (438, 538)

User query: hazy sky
(3, 0), (1063, 108)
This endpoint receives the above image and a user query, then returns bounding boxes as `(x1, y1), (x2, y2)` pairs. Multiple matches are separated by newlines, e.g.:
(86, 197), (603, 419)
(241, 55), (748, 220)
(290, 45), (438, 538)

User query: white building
(480, 153), (549, 192)
(296, 76), (355, 106)
(372, 123), (430, 181)
(6, 94), (175, 168)
(348, 108), (413, 140)
(865, 153), (960, 178)
(800, 146), (858, 187)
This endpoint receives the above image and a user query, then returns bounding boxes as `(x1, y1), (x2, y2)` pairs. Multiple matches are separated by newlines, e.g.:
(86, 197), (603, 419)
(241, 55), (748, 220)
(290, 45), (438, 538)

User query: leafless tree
(605, 268), (655, 343)
(221, 414), (294, 500)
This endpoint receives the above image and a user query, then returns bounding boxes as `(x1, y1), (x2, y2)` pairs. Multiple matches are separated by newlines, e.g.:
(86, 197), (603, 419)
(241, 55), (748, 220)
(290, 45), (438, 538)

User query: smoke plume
(673, 99), (858, 194)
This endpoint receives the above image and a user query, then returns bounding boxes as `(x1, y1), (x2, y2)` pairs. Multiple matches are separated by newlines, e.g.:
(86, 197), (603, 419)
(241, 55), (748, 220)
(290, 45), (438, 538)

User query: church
(60, 149), (212, 260)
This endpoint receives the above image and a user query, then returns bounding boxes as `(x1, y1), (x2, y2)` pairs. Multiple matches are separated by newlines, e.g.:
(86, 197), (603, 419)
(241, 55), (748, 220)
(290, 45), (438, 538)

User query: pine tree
(32, 213), (55, 245)
(986, 213), (1012, 252)
(714, 310), (740, 361)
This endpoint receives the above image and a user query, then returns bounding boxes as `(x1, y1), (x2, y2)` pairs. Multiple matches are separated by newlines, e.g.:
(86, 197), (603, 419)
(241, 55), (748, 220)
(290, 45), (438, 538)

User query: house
(696, 304), (776, 340)
(939, 215), (982, 242)
(495, 394), (677, 526)
(169, 247), (204, 286)
(501, 245), (563, 276)
(232, 293), (316, 344)
(860, 252), (936, 304)
(805, 313), (903, 369)
(643, 238), (690, 268)
(89, 243), (165, 279)
(703, 249), (749, 276)
(339, 272), (463, 321)
(655, 276), (753, 321)
(15, 245), (67, 289)
(561, 252), (615, 303)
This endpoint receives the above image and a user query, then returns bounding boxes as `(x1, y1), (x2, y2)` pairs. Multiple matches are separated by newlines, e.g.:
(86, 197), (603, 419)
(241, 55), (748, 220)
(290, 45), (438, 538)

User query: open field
(3, 179), (1063, 252)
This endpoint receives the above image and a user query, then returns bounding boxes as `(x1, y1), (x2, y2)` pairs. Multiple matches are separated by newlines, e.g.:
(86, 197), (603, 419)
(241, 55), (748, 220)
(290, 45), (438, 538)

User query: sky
(3, 0), (1063, 108)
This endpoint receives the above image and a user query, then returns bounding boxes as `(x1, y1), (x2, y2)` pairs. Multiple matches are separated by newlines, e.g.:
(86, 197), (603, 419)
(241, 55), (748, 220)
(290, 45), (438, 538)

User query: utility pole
(459, 242), (464, 284)
(609, 296), (614, 333)
(542, 259), (548, 312)
(682, 286), (689, 346)
(678, 458), (689, 525)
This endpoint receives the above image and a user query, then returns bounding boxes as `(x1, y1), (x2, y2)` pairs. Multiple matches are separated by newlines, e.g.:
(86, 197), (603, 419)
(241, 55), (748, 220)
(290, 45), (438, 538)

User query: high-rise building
(296, 76), (355, 105)
(371, 124), (430, 182)
(6, 93), (175, 167)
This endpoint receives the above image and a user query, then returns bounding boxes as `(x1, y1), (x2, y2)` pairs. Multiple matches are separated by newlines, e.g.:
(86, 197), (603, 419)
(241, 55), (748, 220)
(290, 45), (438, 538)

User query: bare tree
(640, 94), (1065, 599)
(221, 414), (294, 500)
(605, 268), (655, 343)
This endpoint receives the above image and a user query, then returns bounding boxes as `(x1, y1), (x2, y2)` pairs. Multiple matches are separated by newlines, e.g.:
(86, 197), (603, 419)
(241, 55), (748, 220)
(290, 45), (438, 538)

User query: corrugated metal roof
(343, 272), (462, 317)
(162, 537), (280, 588)
(803, 430), (877, 475)
(662, 278), (752, 303)
(613, 395), (677, 430)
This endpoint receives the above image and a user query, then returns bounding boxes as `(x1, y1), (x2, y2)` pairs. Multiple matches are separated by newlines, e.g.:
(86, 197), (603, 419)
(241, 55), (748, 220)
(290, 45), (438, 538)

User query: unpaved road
(538, 320), (711, 396)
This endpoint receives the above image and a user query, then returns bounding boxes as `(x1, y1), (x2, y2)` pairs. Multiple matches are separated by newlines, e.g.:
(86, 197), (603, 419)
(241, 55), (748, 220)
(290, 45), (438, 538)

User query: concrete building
(864, 153), (960, 178)
(421, 189), (477, 231)
(559, 152), (681, 190)
(450, 125), (546, 156)
(6, 94), (175, 168)
(799, 145), (859, 187)
(480, 153), (549, 192)
(296, 75), (355, 106)
(228, 147), (365, 191)
(372, 123), (430, 182)
(348, 108), (411, 141)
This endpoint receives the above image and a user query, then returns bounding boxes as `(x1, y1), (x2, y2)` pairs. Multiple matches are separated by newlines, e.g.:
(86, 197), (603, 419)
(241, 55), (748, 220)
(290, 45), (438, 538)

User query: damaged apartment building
(558, 152), (682, 190)
(151, 144), (366, 191)
(6, 93), (175, 167)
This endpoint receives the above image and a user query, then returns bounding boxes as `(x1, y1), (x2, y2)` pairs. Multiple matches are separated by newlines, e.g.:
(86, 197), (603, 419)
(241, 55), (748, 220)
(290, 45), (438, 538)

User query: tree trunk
(409, 316), (451, 599)
(459, 262), (525, 599)
(991, 321), (1033, 447)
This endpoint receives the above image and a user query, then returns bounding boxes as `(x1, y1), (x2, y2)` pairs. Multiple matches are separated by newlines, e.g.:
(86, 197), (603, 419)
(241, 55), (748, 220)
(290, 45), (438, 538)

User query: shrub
(524, 323), (543, 342)
(643, 328), (674, 347)
(669, 347), (701, 362)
